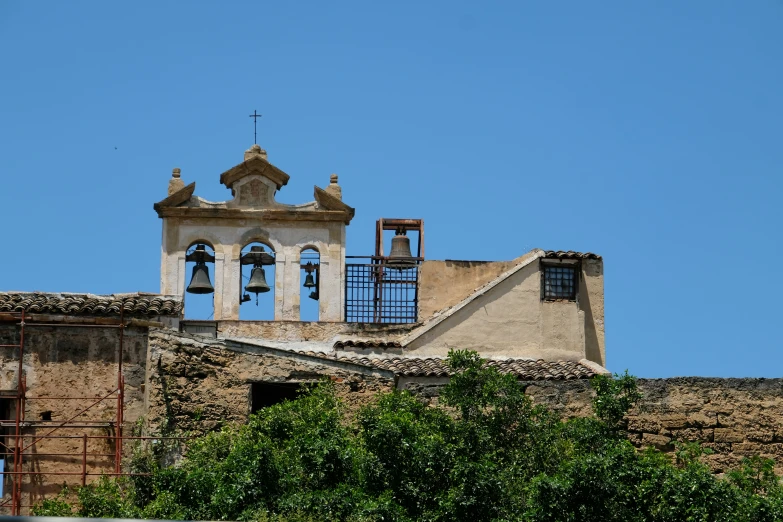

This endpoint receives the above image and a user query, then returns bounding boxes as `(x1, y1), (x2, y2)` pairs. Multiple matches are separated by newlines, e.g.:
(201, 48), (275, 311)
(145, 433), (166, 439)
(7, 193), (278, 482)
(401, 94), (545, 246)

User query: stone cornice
(152, 182), (195, 212)
(219, 155), (290, 191)
(154, 206), (353, 223)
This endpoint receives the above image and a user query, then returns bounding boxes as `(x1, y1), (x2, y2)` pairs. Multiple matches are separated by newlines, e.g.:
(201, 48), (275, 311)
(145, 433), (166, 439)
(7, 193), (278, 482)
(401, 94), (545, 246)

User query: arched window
(184, 242), (215, 320)
(300, 248), (320, 321)
(239, 241), (275, 320)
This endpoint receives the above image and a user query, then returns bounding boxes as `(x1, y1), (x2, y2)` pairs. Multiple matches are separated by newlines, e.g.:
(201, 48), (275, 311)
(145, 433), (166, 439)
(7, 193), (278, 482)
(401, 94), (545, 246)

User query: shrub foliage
(33, 350), (783, 521)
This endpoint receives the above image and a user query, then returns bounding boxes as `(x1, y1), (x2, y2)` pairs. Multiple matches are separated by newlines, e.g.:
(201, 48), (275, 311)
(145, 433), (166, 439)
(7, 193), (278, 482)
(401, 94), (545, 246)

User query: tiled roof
(306, 353), (597, 380)
(0, 292), (183, 317)
(544, 250), (602, 260)
(333, 340), (402, 349)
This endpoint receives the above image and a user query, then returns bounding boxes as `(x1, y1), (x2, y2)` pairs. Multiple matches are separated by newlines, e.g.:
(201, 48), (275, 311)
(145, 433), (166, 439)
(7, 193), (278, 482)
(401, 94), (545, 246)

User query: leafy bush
(32, 350), (783, 521)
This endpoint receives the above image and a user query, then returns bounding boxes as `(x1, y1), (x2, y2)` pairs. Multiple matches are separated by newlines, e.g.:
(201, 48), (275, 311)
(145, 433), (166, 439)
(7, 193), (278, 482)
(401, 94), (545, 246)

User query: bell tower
(153, 144), (355, 321)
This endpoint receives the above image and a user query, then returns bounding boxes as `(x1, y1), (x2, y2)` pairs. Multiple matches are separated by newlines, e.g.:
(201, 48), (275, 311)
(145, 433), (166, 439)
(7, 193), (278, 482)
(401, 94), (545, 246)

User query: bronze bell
(303, 273), (316, 288)
(387, 229), (416, 269)
(245, 266), (271, 294)
(186, 263), (214, 294)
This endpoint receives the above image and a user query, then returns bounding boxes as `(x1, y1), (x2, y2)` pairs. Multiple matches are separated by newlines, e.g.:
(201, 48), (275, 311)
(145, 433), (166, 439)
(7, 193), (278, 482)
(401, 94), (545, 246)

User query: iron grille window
(543, 265), (577, 301)
(345, 260), (419, 323)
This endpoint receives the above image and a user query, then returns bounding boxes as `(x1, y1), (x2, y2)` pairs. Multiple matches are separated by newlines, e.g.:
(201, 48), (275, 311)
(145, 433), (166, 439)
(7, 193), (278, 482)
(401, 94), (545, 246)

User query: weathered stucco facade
(402, 250), (605, 367)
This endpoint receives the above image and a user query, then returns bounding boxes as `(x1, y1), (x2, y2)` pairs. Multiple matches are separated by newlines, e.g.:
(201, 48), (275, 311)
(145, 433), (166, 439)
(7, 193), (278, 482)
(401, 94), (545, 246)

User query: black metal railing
(345, 256), (422, 323)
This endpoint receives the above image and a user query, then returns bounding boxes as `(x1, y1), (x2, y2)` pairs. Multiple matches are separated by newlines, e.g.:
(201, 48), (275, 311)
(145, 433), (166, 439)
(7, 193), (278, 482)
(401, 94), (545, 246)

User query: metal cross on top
(249, 110), (262, 144)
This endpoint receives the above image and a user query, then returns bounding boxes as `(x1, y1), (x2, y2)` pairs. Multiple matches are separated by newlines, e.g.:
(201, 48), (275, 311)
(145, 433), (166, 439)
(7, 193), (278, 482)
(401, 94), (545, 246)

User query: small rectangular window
(250, 382), (303, 413)
(543, 265), (577, 301)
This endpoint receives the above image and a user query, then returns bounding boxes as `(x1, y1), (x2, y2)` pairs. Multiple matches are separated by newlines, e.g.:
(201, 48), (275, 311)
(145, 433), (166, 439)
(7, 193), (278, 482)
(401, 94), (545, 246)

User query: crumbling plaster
(0, 324), (149, 501)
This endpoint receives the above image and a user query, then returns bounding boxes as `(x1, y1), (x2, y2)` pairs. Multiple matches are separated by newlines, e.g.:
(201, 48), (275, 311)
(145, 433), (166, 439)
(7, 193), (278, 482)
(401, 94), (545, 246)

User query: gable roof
(219, 154), (290, 191)
(0, 292), (183, 317)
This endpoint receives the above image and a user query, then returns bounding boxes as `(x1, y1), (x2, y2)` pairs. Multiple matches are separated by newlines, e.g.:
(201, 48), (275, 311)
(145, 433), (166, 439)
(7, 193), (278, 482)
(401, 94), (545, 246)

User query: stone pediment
(219, 154), (290, 192)
(152, 182), (195, 212)
(314, 186), (355, 222)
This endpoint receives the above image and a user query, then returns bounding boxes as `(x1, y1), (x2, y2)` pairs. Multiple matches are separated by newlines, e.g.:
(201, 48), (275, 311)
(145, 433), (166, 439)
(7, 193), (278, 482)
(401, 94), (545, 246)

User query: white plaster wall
(405, 261), (586, 360)
(160, 220), (345, 322)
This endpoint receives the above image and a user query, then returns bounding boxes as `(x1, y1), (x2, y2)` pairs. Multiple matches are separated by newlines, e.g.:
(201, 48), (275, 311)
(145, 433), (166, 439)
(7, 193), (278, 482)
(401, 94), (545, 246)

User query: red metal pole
(115, 376), (124, 474)
(16, 379), (26, 516)
(115, 310), (124, 474)
(81, 434), (87, 486)
(12, 312), (25, 515)
(12, 393), (19, 515)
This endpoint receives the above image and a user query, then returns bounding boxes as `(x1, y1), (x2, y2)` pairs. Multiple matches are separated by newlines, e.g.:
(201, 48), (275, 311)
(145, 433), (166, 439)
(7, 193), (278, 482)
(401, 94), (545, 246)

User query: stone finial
(325, 173), (342, 200)
(244, 143), (268, 161)
(168, 167), (185, 195)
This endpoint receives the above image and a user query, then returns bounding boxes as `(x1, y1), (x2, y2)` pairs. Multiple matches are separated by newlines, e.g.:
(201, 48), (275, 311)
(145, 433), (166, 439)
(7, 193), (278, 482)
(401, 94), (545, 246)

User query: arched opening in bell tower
(299, 248), (320, 322)
(184, 242), (216, 320)
(239, 241), (276, 320)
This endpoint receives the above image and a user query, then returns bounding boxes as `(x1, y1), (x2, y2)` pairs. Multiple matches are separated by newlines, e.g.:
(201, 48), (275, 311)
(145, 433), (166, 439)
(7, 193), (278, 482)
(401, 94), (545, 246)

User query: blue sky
(1, 2), (781, 377)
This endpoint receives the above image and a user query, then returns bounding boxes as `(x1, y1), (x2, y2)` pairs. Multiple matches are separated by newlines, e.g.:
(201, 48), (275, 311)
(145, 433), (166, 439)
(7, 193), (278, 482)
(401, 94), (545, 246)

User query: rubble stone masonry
(525, 377), (783, 474)
(145, 331), (396, 435)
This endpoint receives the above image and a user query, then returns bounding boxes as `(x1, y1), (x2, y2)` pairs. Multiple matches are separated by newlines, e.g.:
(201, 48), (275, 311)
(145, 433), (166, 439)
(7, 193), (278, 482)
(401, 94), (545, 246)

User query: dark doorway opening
(250, 382), (303, 413)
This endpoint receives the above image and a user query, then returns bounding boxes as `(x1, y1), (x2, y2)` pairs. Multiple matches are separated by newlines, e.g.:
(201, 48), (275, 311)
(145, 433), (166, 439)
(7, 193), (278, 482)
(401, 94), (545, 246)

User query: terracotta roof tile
(303, 353), (597, 380)
(0, 292), (183, 317)
(333, 340), (402, 349)
(544, 250), (602, 260)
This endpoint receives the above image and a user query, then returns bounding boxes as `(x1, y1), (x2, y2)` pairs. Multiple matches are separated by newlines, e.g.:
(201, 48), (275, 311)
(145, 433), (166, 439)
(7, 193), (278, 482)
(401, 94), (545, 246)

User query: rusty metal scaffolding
(0, 310), (186, 515)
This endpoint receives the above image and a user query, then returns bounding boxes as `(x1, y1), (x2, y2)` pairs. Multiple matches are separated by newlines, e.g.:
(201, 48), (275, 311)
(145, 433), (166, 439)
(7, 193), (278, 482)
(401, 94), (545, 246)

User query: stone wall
(145, 331), (396, 435)
(522, 378), (783, 474)
(144, 336), (783, 475)
(401, 377), (783, 474)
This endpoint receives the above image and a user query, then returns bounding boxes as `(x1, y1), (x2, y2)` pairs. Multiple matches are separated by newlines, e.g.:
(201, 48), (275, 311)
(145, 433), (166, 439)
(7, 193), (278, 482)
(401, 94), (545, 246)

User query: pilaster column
(274, 252), (287, 321)
(222, 251), (241, 320)
(212, 252), (225, 320)
(281, 247), (300, 321)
